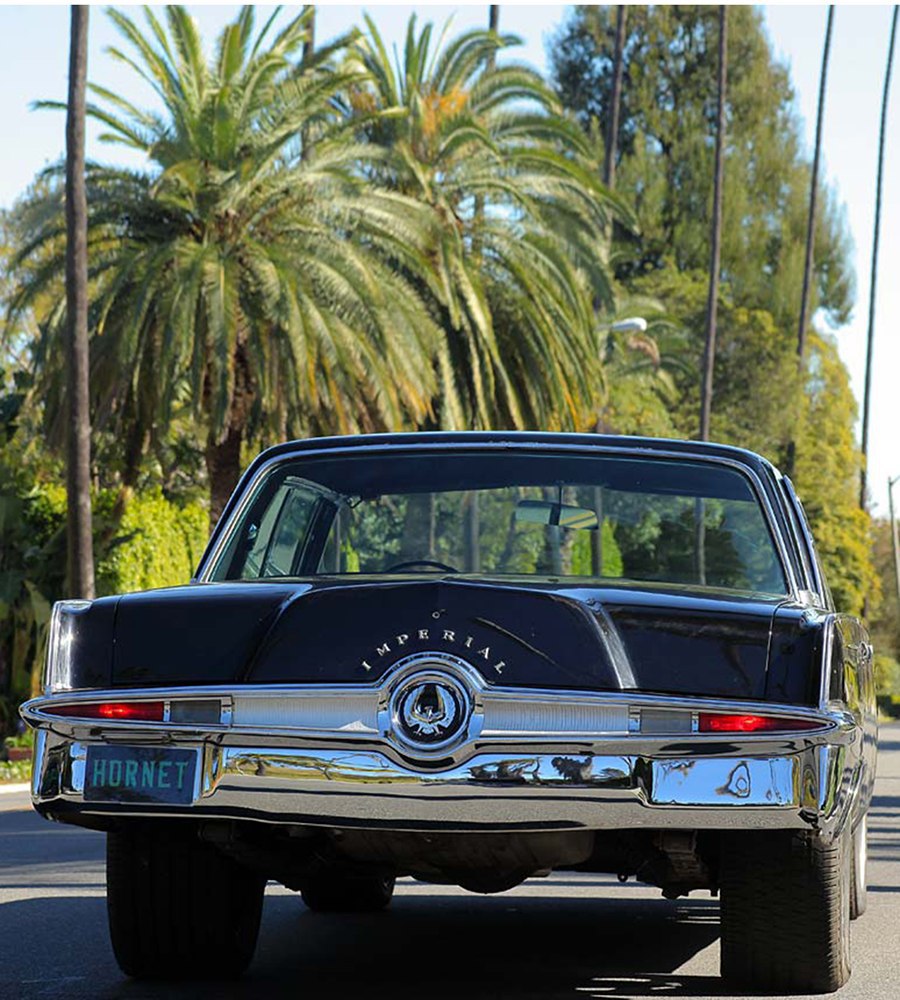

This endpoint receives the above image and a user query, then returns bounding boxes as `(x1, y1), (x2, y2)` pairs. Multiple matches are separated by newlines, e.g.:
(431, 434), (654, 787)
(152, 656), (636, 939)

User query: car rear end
(22, 434), (876, 992)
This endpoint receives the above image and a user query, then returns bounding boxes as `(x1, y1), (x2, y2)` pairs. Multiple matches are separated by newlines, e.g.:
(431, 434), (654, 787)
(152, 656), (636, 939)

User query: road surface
(1, 725), (898, 999)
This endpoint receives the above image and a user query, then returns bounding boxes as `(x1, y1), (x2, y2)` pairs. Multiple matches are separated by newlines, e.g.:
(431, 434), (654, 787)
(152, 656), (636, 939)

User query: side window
(781, 478), (830, 605)
(263, 490), (316, 576)
(241, 484), (318, 578)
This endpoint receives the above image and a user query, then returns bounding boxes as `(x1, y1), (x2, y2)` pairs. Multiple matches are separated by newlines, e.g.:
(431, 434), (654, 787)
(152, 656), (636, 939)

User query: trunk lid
(111, 577), (791, 701)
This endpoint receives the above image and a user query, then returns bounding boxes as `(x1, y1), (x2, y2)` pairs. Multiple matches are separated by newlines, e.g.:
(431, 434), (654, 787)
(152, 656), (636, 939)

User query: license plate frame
(84, 745), (198, 805)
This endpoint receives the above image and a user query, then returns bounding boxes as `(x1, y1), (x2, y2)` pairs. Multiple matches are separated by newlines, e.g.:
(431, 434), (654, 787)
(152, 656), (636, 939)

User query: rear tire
(107, 826), (266, 980)
(850, 815), (868, 920)
(300, 873), (395, 913)
(720, 829), (851, 994)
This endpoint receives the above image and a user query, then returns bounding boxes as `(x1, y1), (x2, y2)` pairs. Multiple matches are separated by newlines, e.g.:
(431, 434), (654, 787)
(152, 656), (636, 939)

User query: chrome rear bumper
(32, 729), (855, 835)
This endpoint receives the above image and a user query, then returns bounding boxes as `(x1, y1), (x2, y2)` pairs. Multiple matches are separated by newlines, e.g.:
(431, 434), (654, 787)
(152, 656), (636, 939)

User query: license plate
(84, 746), (197, 805)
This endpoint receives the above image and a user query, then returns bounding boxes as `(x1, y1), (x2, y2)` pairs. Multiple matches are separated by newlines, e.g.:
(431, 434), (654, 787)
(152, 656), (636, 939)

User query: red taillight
(698, 712), (821, 733)
(43, 701), (165, 722)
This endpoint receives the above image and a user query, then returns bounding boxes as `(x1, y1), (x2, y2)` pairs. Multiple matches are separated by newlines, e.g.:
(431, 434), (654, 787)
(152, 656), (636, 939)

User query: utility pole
(889, 476), (900, 603)
(860, 7), (898, 509)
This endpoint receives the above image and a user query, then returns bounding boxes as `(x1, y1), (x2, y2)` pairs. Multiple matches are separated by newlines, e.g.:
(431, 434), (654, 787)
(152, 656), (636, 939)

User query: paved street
(1, 726), (898, 1000)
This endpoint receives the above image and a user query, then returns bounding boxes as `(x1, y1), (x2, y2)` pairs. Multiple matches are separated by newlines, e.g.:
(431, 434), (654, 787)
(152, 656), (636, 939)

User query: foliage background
(0, 5), (895, 732)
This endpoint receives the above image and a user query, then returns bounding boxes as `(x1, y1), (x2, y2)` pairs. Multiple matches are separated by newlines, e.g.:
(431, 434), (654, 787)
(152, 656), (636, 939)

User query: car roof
(250, 431), (783, 482)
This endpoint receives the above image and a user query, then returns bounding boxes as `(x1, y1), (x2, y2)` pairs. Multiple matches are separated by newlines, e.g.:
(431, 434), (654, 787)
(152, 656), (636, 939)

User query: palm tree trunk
(301, 6), (316, 162)
(65, 5), (95, 599)
(859, 6), (898, 509)
(696, 6), (728, 585)
(206, 425), (243, 531)
(699, 6), (727, 443)
(592, 6), (627, 577)
(797, 6), (835, 366)
(303, 4), (315, 58)
(205, 344), (254, 529)
(603, 6), (627, 191)
(461, 4), (500, 568)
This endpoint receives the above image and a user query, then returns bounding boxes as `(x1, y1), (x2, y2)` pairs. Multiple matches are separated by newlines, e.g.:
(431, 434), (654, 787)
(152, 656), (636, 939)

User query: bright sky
(0, 4), (896, 514)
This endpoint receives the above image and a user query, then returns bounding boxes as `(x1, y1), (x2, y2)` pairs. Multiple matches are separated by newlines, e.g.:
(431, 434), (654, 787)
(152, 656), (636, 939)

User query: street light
(888, 476), (900, 603)
(609, 316), (648, 335)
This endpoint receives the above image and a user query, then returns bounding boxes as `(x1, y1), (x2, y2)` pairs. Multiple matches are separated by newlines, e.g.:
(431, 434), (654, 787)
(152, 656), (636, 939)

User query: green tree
(870, 519), (900, 662)
(551, 6), (875, 610)
(622, 270), (874, 613)
(11, 6), (444, 523)
(792, 334), (877, 616)
(346, 15), (624, 431)
(550, 5), (853, 331)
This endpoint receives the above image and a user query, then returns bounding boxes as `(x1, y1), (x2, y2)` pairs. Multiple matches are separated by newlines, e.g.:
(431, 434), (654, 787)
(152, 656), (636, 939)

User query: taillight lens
(698, 712), (822, 733)
(43, 701), (165, 722)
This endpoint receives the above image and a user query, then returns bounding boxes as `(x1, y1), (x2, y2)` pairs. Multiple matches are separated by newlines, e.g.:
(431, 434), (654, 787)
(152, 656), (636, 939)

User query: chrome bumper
(31, 729), (856, 835)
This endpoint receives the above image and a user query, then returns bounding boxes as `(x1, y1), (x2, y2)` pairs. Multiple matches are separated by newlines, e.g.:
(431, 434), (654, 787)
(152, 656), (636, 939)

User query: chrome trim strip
(232, 693), (379, 733)
(195, 440), (801, 598)
(31, 735), (854, 836)
(820, 614), (837, 710)
(22, 684), (834, 745)
(479, 699), (630, 737)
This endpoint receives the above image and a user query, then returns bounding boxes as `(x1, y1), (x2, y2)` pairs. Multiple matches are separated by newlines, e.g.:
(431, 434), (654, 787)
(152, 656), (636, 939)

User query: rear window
(210, 450), (788, 595)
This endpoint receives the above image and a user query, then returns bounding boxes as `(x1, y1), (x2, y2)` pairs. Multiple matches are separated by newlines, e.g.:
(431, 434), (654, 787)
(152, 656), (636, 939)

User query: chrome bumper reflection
(32, 731), (852, 833)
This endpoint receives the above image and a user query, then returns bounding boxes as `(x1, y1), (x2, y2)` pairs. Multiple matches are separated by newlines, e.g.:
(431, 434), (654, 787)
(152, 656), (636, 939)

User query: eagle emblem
(402, 682), (458, 737)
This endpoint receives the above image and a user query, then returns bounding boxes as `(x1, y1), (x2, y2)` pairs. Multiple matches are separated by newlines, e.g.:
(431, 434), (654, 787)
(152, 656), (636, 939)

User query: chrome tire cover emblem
(387, 660), (473, 753)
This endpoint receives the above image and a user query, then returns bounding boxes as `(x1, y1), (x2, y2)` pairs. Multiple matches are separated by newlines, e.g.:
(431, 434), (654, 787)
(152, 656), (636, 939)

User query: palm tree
(301, 4), (315, 160)
(797, 6), (835, 366)
(697, 6), (728, 585)
(859, 5), (898, 509)
(13, 7), (443, 524)
(65, 5), (94, 598)
(603, 6), (627, 192)
(346, 15), (624, 432)
(698, 6), (727, 443)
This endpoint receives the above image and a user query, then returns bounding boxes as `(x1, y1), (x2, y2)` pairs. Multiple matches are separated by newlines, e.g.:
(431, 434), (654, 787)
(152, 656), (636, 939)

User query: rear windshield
(209, 450), (788, 595)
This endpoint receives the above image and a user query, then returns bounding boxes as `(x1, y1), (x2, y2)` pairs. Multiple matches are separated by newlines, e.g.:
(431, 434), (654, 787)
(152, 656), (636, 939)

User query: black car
(23, 432), (876, 993)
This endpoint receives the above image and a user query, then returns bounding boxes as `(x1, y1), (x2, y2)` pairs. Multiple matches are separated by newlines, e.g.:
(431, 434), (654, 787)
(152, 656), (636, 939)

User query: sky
(0, 4), (897, 514)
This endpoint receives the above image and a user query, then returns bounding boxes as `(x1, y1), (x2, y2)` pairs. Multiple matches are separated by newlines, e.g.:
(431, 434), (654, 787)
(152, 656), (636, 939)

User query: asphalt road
(2, 726), (899, 1000)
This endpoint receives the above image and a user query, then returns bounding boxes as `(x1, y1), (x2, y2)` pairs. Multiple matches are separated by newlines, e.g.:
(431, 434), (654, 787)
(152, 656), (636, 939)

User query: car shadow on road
(2, 884), (732, 1000)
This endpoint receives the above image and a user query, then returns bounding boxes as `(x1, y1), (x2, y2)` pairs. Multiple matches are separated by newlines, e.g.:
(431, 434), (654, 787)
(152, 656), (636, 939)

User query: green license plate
(84, 746), (197, 805)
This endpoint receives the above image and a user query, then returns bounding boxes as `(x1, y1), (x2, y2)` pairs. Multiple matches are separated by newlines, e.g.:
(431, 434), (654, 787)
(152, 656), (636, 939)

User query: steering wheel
(384, 559), (460, 573)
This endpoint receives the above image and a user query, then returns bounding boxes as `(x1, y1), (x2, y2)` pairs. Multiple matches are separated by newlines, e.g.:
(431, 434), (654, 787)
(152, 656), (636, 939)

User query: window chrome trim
(195, 440), (802, 599)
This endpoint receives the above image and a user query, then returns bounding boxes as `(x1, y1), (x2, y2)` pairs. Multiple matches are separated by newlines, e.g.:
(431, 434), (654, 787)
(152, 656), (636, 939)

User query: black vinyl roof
(246, 431), (782, 483)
